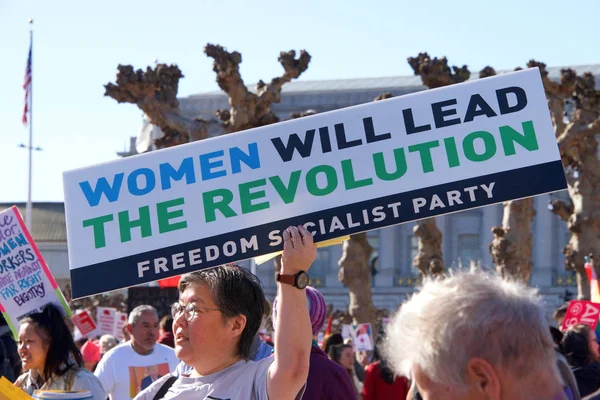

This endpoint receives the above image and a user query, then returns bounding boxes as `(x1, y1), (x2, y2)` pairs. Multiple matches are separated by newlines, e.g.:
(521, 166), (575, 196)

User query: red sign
(562, 300), (600, 331)
(72, 310), (97, 336)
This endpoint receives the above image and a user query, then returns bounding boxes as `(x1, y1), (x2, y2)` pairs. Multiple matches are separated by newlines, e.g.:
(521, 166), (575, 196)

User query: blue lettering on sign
(78, 142), (262, 206)
(127, 168), (156, 196)
(13, 282), (45, 306)
(160, 158), (196, 190)
(0, 284), (18, 300)
(199, 150), (227, 181)
(79, 173), (125, 207)
(17, 271), (43, 291)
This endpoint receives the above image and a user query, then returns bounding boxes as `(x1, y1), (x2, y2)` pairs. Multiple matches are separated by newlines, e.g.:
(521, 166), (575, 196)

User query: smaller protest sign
(562, 300), (600, 331)
(72, 309), (97, 337)
(0, 206), (71, 338)
(0, 376), (34, 400)
(114, 311), (128, 340)
(341, 323), (374, 351)
(96, 306), (117, 336)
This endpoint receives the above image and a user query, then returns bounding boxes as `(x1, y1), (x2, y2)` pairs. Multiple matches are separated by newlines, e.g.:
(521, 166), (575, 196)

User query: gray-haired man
(386, 271), (568, 400)
(95, 305), (179, 399)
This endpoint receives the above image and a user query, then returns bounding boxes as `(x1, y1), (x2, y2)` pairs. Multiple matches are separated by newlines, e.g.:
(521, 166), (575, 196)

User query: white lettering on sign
(580, 303), (600, 325)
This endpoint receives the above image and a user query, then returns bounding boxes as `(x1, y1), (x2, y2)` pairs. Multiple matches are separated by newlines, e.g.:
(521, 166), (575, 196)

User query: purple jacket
(303, 345), (357, 400)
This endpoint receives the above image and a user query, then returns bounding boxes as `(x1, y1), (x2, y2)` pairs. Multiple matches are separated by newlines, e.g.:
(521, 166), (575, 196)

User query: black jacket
(573, 362), (600, 398)
(0, 327), (22, 383)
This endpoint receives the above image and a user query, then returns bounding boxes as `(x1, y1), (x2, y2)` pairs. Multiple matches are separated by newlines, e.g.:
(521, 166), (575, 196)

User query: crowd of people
(0, 225), (598, 399)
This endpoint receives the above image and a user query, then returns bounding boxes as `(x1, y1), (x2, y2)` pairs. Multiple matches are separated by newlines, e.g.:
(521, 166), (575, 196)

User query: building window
(457, 234), (482, 267)
(309, 248), (330, 288)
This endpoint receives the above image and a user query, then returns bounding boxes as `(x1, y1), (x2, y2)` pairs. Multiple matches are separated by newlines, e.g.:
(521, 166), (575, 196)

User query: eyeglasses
(171, 302), (220, 321)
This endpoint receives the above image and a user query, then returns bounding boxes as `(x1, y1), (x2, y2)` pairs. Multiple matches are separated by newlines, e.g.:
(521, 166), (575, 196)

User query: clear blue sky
(2, 0), (598, 203)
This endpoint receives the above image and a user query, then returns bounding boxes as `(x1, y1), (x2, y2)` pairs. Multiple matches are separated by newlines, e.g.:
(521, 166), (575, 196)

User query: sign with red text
(97, 306), (117, 336)
(72, 309), (97, 337)
(115, 311), (128, 340)
(562, 300), (600, 331)
(0, 206), (71, 337)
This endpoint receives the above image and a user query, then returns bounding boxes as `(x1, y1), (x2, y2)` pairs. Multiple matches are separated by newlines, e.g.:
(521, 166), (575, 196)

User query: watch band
(276, 272), (296, 286)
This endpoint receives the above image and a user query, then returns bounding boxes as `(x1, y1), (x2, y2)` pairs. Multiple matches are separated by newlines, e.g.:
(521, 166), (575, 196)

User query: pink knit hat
(81, 340), (101, 363)
(272, 286), (327, 336)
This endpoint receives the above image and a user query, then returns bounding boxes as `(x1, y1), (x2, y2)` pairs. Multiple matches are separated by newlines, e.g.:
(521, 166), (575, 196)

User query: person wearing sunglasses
(135, 225), (317, 400)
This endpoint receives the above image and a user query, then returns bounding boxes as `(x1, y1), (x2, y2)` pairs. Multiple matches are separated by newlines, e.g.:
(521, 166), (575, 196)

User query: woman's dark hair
(373, 335), (396, 384)
(21, 304), (83, 383)
(159, 315), (173, 333)
(322, 332), (344, 355)
(561, 324), (595, 368)
(550, 326), (564, 348)
(328, 343), (352, 366)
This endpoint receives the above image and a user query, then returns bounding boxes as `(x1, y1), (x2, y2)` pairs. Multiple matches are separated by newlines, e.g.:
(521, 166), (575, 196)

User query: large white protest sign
(0, 206), (71, 336)
(64, 68), (567, 298)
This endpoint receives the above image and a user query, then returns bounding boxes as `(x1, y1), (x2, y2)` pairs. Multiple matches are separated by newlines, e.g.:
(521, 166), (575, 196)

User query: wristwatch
(276, 270), (310, 289)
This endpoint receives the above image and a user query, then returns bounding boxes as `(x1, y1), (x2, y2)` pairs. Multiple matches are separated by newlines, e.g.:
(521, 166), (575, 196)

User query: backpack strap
(152, 376), (177, 400)
(66, 368), (79, 391)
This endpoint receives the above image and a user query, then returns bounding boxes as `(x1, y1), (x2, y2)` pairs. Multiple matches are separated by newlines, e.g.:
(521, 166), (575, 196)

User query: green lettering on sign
(500, 120), (539, 156)
(203, 189), (237, 223)
(463, 131), (497, 162)
(157, 197), (187, 234)
(443, 137), (461, 168)
(306, 165), (338, 196)
(408, 140), (440, 173)
(269, 171), (301, 204)
(82, 214), (114, 249)
(341, 159), (373, 189)
(239, 179), (270, 214)
(373, 148), (408, 181)
(118, 207), (152, 243)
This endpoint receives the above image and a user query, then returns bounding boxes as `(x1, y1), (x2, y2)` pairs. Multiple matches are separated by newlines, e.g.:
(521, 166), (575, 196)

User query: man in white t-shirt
(135, 225), (316, 400)
(95, 305), (180, 399)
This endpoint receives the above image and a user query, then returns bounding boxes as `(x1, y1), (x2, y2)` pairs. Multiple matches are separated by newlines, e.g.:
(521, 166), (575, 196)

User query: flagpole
(26, 18), (33, 231)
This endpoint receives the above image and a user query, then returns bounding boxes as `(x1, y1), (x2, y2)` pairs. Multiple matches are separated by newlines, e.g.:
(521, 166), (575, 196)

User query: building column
(326, 243), (344, 288)
(531, 194), (553, 287)
(375, 226), (395, 288)
(481, 204), (498, 268)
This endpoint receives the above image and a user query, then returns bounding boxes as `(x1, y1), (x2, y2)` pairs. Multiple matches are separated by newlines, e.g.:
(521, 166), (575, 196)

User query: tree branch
(550, 200), (574, 222)
(374, 92), (393, 101)
(204, 44), (253, 109)
(204, 44), (311, 133)
(104, 64), (207, 148)
(407, 52), (470, 88)
(479, 66), (496, 79)
(256, 50), (311, 105)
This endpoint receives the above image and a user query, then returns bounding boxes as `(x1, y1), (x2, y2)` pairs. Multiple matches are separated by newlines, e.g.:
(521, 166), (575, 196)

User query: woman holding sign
(14, 304), (106, 399)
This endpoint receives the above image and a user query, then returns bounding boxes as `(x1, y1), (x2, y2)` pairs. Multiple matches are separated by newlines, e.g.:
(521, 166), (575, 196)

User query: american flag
(22, 41), (32, 126)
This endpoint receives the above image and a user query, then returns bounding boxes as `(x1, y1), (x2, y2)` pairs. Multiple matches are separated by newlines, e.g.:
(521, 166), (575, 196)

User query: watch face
(296, 272), (309, 289)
